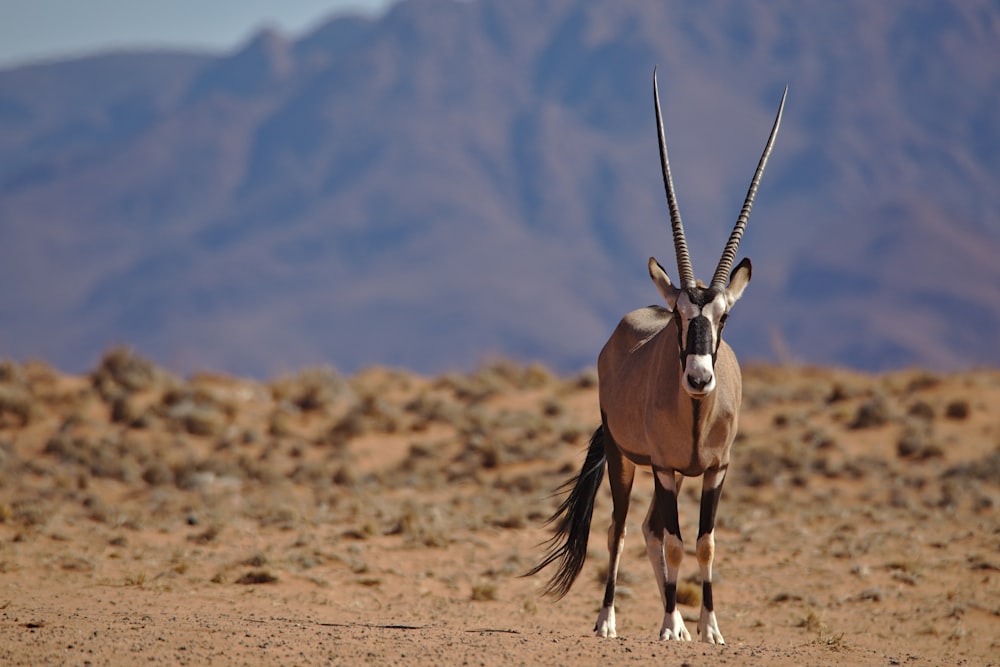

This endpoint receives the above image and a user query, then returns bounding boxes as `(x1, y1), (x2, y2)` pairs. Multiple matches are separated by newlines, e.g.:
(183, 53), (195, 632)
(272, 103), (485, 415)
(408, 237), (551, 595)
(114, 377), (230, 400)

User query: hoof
(594, 606), (616, 638)
(658, 609), (691, 641)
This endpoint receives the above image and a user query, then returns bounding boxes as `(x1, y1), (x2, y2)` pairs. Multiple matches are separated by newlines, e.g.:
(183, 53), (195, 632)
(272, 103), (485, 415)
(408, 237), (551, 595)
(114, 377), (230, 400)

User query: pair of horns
(654, 68), (786, 290)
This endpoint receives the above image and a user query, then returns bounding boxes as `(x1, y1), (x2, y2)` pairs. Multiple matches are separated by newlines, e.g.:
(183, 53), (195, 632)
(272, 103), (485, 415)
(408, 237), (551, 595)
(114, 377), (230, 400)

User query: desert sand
(0, 349), (997, 665)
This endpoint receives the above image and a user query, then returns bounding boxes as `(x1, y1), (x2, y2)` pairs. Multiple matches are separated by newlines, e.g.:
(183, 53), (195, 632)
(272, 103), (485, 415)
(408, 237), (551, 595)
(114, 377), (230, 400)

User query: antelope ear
(725, 257), (752, 307)
(648, 257), (680, 310)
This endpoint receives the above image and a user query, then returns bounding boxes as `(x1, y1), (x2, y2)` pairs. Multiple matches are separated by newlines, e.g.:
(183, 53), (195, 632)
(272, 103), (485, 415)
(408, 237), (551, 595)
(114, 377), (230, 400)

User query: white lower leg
(595, 524), (626, 638)
(660, 533), (691, 641)
(696, 531), (724, 644)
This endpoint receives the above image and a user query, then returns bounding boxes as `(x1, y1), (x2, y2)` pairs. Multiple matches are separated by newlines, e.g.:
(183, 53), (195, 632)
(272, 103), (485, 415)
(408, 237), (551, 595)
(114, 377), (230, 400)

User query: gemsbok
(527, 70), (786, 644)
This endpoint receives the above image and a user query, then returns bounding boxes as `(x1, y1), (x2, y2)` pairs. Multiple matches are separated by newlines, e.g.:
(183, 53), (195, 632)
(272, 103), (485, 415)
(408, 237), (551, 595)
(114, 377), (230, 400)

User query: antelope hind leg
(595, 435), (635, 638)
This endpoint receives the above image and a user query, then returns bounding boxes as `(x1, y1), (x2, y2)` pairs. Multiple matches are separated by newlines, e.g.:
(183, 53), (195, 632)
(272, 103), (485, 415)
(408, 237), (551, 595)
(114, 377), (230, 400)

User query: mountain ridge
(0, 0), (997, 377)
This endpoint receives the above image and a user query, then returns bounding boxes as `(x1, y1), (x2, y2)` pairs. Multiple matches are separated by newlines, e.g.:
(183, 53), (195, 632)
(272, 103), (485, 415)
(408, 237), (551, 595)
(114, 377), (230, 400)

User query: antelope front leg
(696, 466), (727, 644)
(647, 469), (691, 641)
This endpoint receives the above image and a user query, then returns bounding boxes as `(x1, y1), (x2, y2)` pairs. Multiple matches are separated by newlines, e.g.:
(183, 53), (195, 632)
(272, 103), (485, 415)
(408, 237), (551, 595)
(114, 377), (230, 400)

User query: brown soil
(0, 350), (997, 665)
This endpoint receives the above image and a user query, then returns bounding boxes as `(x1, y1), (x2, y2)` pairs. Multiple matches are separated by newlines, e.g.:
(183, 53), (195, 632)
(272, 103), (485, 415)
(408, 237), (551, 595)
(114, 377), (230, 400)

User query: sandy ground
(0, 350), (998, 665)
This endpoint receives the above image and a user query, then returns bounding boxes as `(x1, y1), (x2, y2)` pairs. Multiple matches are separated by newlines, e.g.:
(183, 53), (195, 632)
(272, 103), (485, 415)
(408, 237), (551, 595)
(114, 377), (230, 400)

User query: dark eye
(719, 313), (729, 329)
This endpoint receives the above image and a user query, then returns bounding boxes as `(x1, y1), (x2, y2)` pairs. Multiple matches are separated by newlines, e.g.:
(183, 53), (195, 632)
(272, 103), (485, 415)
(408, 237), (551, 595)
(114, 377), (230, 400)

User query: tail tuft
(523, 425), (607, 599)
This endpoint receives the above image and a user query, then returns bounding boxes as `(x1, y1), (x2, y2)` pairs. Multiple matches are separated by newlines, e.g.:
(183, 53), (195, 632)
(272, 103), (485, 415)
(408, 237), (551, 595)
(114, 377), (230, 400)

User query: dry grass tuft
(675, 580), (701, 607)
(471, 582), (499, 601)
(235, 570), (278, 585)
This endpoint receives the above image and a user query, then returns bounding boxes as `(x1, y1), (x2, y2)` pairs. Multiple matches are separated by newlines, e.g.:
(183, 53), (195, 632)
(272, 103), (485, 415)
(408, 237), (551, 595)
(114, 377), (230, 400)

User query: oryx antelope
(527, 71), (786, 643)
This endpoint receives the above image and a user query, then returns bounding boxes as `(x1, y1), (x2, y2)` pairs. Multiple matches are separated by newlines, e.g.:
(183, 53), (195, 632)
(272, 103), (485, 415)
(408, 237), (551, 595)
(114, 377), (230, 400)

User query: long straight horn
(654, 68), (696, 289)
(710, 85), (787, 289)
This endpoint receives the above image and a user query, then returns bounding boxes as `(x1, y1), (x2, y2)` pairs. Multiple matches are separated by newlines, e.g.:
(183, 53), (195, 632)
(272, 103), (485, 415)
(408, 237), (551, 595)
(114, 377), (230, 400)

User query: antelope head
(648, 71), (786, 398)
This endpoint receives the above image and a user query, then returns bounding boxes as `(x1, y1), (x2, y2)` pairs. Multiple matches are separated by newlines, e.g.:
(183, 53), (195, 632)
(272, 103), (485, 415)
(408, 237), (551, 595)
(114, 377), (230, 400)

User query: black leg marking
(698, 483), (722, 538)
(602, 580), (616, 609)
(654, 473), (681, 539)
(653, 470), (683, 615)
(665, 582), (677, 614)
(702, 581), (714, 612)
(698, 465), (727, 537)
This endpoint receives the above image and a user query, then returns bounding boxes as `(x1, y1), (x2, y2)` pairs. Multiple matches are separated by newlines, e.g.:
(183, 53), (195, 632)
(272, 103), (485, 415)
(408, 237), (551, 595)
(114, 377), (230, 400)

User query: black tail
(524, 425), (606, 599)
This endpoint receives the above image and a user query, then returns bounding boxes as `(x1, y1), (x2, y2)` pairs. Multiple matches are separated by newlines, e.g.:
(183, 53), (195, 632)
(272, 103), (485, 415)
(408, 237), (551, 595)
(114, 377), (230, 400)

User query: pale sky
(0, 0), (399, 68)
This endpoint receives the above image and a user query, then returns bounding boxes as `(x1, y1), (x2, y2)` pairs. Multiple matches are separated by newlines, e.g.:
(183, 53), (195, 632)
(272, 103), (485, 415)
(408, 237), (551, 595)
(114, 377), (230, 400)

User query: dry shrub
(0, 360), (25, 384)
(0, 385), (35, 427)
(188, 526), (220, 544)
(243, 553), (269, 567)
(332, 465), (358, 486)
(350, 366), (417, 396)
(236, 570), (278, 585)
(438, 360), (555, 401)
(0, 437), (11, 475)
(388, 501), (449, 547)
(906, 372), (942, 393)
(268, 410), (296, 437)
(172, 457), (245, 490)
(404, 393), (464, 427)
(908, 400), (935, 421)
(110, 394), (145, 426)
(571, 367), (598, 390)
(943, 449), (1000, 486)
(44, 427), (148, 483)
(849, 395), (891, 429)
(736, 444), (801, 487)
(327, 394), (407, 442)
(20, 360), (62, 396)
(271, 367), (348, 412)
(141, 461), (174, 486)
(250, 504), (298, 529)
(160, 387), (230, 437)
(493, 473), (543, 494)
(449, 405), (567, 475)
(91, 347), (175, 398)
(289, 461), (336, 488)
(3, 498), (50, 528)
(434, 372), (495, 403)
(944, 399), (970, 420)
(897, 422), (943, 460)
(490, 361), (554, 391)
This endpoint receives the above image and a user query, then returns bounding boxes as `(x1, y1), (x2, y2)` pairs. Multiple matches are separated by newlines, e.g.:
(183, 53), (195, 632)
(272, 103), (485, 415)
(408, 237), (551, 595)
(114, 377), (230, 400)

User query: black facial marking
(675, 286), (727, 366)
(685, 286), (721, 307)
(717, 313), (728, 343)
(686, 316), (713, 356)
(674, 311), (686, 364)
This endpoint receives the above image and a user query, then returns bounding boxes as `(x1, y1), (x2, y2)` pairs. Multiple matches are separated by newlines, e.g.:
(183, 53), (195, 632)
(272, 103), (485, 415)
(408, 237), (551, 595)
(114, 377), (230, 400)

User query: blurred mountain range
(0, 0), (997, 377)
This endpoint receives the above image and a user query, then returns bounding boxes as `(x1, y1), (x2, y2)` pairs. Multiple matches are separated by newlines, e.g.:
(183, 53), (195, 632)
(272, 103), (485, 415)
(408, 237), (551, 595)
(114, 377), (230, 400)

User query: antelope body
(527, 71), (786, 643)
